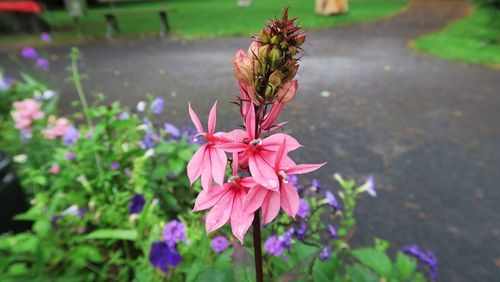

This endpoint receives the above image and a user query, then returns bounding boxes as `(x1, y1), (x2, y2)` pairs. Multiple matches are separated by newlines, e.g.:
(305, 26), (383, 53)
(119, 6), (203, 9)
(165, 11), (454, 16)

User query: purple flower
(363, 176), (376, 197)
(311, 178), (321, 190)
(280, 228), (294, 248)
(63, 125), (80, 146)
(51, 215), (60, 230)
(164, 123), (181, 139)
(36, 58), (49, 70)
(320, 246), (332, 261)
(119, 112), (130, 120)
(151, 97), (165, 114)
(41, 33), (51, 43)
(141, 118), (158, 149)
(149, 241), (182, 273)
(325, 191), (340, 211)
(85, 132), (92, 139)
(62, 205), (85, 217)
(297, 199), (310, 218)
(65, 151), (75, 160)
(110, 162), (120, 170)
(42, 90), (55, 100)
(162, 220), (187, 247)
(21, 47), (37, 59)
(289, 175), (298, 185)
(129, 193), (146, 214)
(327, 224), (338, 240)
(211, 235), (230, 253)
(182, 127), (204, 145)
(401, 245), (438, 280)
(264, 235), (284, 256)
(296, 223), (307, 240)
(0, 76), (14, 91)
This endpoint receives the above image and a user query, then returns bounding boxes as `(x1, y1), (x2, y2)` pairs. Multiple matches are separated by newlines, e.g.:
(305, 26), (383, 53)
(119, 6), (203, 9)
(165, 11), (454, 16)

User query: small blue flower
(264, 235), (284, 256)
(325, 191), (340, 211)
(361, 176), (376, 197)
(110, 162), (120, 170)
(63, 125), (80, 146)
(163, 220), (187, 247)
(150, 97), (165, 114)
(65, 151), (75, 160)
(211, 235), (230, 253)
(297, 199), (310, 219)
(401, 244), (438, 280)
(320, 246), (332, 261)
(296, 222), (307, 240)
(129, 193), (146, 214)
(149, 241), (182, 273)
(164, 123), (181, 139)
(36, 58), (49, 70)
(279, 228), (294, 249)
(119, 112), (130, 120)
(21, 47), (37, 60)
(327, 224), (338, 240)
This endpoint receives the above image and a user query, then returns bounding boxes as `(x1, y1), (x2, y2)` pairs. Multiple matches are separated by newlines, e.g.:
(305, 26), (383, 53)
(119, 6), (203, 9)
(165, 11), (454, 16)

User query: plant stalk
(252, 210), (264, 282)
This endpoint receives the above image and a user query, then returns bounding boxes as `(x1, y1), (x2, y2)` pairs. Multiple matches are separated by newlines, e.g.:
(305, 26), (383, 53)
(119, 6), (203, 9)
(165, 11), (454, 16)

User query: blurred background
(1, 0), (499, 281)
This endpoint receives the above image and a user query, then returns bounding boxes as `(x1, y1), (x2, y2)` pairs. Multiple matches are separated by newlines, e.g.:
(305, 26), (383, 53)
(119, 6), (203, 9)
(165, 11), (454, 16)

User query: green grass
(0, 0), (406, 46)
(414, 8), (500, 67)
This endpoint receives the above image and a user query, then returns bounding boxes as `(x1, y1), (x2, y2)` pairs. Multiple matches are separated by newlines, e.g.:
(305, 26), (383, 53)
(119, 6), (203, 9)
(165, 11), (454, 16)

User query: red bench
(0, 1), (44, 14)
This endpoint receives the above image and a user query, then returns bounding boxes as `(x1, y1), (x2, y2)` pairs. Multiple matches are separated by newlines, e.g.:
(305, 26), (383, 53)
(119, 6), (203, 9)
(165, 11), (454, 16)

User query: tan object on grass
(315, 0), (349, 15)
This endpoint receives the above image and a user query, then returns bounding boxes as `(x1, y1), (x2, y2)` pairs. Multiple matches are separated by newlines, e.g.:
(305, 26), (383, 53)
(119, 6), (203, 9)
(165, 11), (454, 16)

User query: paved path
(1, 1), (500, 280)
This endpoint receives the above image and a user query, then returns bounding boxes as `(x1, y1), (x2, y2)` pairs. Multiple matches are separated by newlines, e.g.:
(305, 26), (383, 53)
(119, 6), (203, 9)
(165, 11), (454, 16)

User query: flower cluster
(20, 34), (52, 71)
(149, 220), (187, 273)
(11, 98), (44, 130)
(189, 8), (324, 243)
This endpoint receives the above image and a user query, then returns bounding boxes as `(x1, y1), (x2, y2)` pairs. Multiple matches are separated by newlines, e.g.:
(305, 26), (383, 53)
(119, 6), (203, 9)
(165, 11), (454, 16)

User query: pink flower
(193, 153), (255, 242)
(243, 137), (325, 224)
(49, 164), (60, 174)
(187, 102), (230, 189)
(11, 99), (44, 130)
(218, 105), (301, 190)
(43, 117), (70, 139)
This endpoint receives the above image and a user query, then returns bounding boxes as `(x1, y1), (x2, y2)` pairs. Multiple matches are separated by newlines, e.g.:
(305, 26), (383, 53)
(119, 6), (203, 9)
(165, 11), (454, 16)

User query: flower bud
(258, 45), (270, 62)
(295, 33), (306, 46)
(233, 49), (254, 85)
(269, 47), (281, 70)
(270, 35), (280, 45)
(247, 41), (260, 60)
(288, 46), (298, 57)
(277, 80), (298, 103)
(259, 29), (271, 43)
(268, 70), (282, 88)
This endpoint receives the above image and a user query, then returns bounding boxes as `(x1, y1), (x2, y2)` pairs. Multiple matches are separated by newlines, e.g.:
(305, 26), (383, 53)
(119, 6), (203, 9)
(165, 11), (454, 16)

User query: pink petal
(222, 129), (248, 143)
(210, 147), (227, 186)
(285, 163), (326, 175)
(274, 135), (288, 168)
(205, 190), (234, 233)
(193, 184), (230, 211)
(232, 152), (239, 175)
(249, 153), (279, 190)
(243, 185), (268, 214)
(201, 148), (213, 189)
(217, 142), (249, 153)
(187, 145), (207, 186)
(245, 104), (256, 140)
(261, 133), (301, 152)
(188, 103), (204, 133)
(231, 190), (254, 243)
(280, 182), (300, 219)
(262, 191), (281, 225)
(239, 176), (258, 188)
(261, 101), (284, 129)
(208, 101), (217, 135)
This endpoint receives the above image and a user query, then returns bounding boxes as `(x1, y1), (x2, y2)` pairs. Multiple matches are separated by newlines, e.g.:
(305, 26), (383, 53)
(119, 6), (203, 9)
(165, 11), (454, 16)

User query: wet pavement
(1, 0), (500, 280)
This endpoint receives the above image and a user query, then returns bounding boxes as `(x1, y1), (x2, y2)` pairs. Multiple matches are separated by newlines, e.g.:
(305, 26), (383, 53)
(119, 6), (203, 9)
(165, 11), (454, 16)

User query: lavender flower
(151, 97), (165, 114)
(359, 176), (376, 197)
(162, 220), (187, 247)
(36, 58), (49, 70)
(320, 246), (332, 261)
(149, 241), (182, 273)
(297, 199), (310, 218)
(296, 222), (308, 240)
(164, 123), (181, 139)
(401, 244), (438, 280)
(325, 191), (340, 211)
(327, 224), (338, 240)
(110, 162), (120, 170)
(280, 228), (294, 248)
(211, 235), (230, 253)
(42, 90), (56, 100)
(264, 235), (284, 256)
(62, 205), (85, 217)
(0, 76), (13, 91)
(21, 47), (37, 59)
(65, 151), (75, 160)
(41, 33), (51, 43)
(63, 125), (80, 146)
(289, 175), (298, 185)
(51, 215), (60, 230)
(129, 193), (146, 214)
(119, 112), (130, 120)
(311, 178), (320, 191)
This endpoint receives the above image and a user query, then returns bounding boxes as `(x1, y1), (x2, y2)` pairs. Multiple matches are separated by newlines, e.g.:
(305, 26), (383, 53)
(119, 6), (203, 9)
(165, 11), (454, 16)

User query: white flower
(136, 101), (146, 112)
(13, 154), (27, 163)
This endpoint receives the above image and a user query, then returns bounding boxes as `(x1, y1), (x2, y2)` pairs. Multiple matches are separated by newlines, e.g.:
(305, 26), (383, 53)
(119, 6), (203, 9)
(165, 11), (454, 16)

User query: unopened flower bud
(258, 45), (270, 62)
(259, 29), (271, 43)
(247, 41), (260, 60)
(269, 47), (281, 70)
(295, 33), (306, 46)
(268, 70), (282, 88)
(233, 49), (254, 85)
(270, 35), (280, 45)
(277, 80), (298, 103)
(288, 46), (298, 57)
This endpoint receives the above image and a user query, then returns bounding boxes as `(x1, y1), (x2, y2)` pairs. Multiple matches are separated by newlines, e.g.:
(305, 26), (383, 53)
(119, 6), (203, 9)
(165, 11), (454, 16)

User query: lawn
(413, 8), (500, 67)
(1, 0), (407, 45)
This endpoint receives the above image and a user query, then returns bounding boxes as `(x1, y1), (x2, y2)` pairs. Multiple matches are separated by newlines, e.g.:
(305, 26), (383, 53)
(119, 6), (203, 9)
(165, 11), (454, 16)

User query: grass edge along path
(412, 6), (500, 68)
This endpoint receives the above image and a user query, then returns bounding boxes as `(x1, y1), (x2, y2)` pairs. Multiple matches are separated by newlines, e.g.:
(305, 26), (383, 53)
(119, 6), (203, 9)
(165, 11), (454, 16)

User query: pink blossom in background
(49, 164), (60, 174)
(12, 99), (45, 130)
(43, 117), (70, 139)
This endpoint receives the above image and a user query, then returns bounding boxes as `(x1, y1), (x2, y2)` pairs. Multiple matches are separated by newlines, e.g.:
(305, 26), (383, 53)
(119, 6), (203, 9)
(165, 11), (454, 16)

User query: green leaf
(395, 252), (417, 281)
(411, 272), (428, 282)
(195, 268), (232, 282)
(313, 255), (339, 282)
(351, 248), (392, 278)
(346, 264), (379, 282)
(7, 263), (29, 275)
(85, 229), (137, 241)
